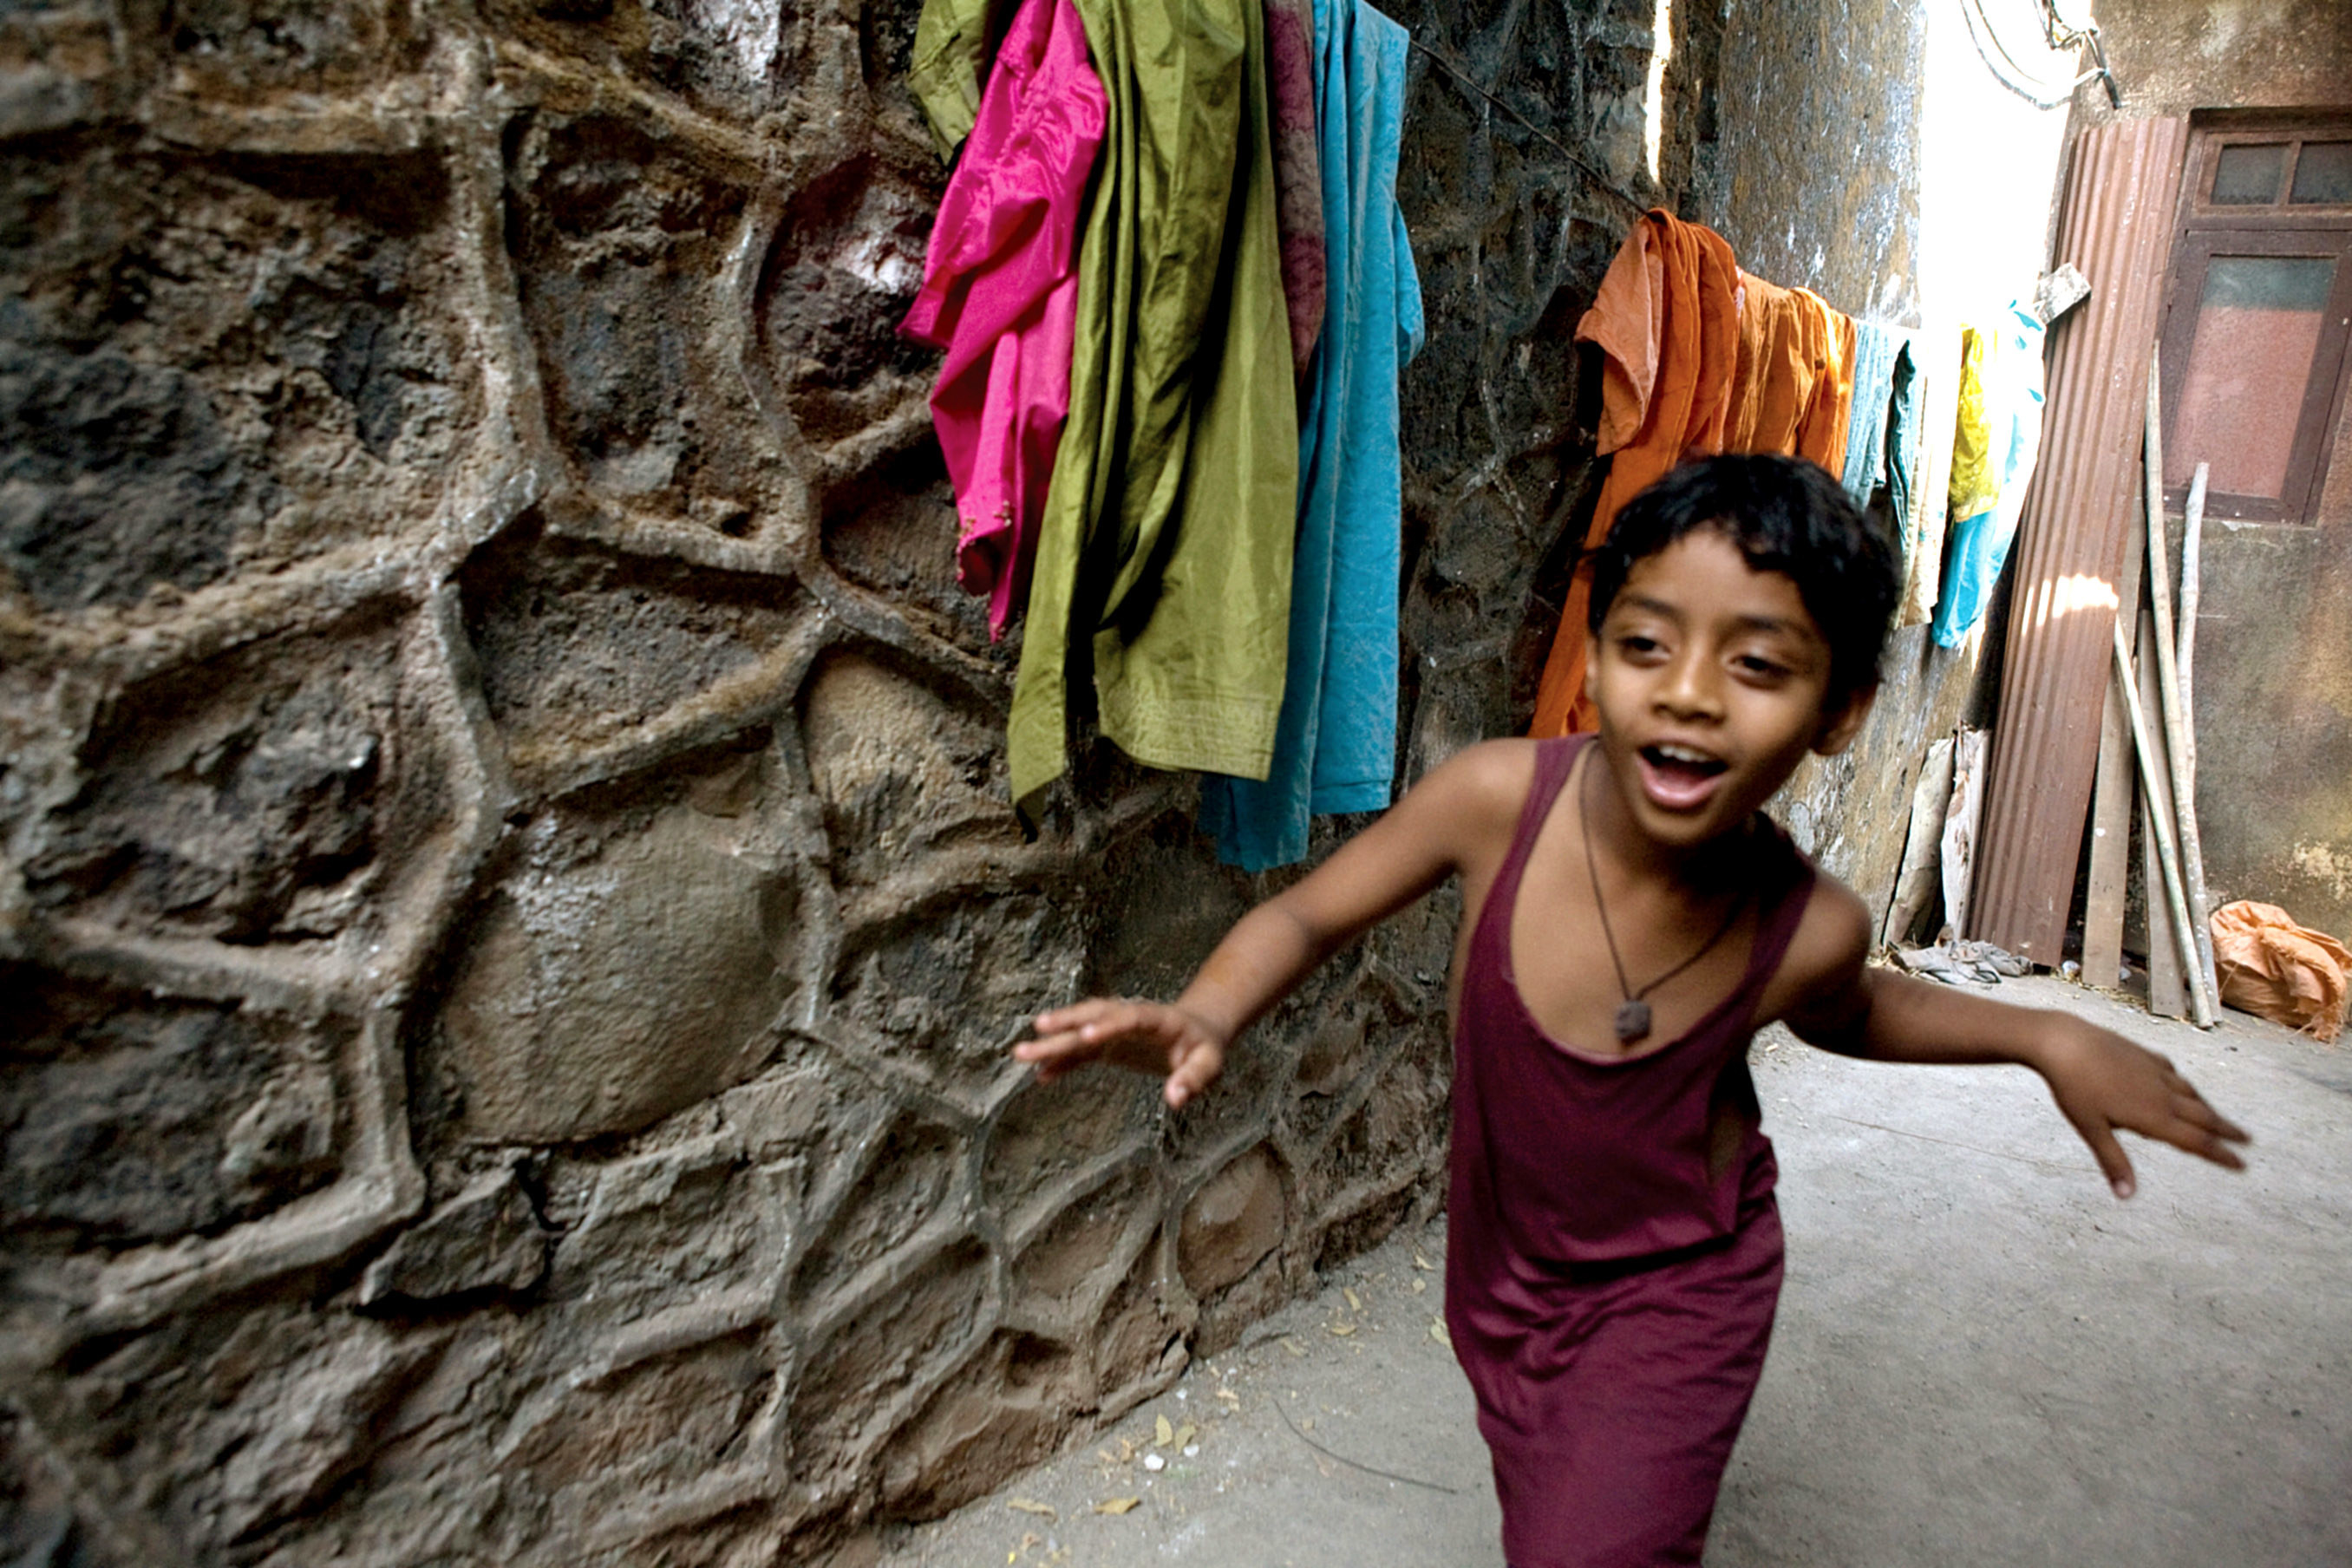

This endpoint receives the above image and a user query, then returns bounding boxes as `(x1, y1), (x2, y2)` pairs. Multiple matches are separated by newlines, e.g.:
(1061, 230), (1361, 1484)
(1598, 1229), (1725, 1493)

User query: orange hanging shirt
(1791, 289), (1858, 476)
(1531, 212), (1739, 737)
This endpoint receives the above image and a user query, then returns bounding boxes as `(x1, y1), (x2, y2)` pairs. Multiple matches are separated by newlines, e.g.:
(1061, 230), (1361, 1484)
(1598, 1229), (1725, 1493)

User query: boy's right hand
(1016, 1000), (1230, 1110)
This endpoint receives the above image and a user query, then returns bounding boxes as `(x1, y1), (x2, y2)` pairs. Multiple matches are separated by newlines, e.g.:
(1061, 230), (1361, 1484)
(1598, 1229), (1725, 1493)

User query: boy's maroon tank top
(1449, 735), (1817, 1264)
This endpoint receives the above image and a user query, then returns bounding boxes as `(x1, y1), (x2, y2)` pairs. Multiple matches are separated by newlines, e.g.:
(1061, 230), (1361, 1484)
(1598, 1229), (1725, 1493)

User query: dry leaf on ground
(1006, 1499), (1055, 1521)
(1095, 1497), (1141, 1515)
(1172, 1421), (1196, 1448)
(1154, 1414), (1173, 1447)
(1344, 1287), (1362, 1312)
(1413, 1251), (1435, 1271)
(1430, 1318), (1451, 1347)
(1329, 1322), (1356, 1337)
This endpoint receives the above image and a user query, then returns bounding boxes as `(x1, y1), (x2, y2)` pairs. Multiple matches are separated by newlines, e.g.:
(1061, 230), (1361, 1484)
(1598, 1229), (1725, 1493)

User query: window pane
(2290, 140), (2352, 206)
(2212, 143), (2285, 205)
(2168, 255), (2336, 500)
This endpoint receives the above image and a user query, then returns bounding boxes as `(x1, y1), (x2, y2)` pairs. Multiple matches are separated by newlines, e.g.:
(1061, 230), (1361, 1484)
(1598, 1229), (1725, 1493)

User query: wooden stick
(2140, 352), (2218, 1020)
(2178, 463), (2206, 693)
(2176, 462), (2218, 996)
(2112, 616), (2214, 1026)
(2082, 459), (2152, 995)
(2137, 606), (2185, 1019)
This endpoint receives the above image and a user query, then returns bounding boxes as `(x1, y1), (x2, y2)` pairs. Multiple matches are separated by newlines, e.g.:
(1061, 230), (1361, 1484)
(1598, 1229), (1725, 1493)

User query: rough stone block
(793, 1110), (964, 1297)
(1012, 1167), (1154, 1315)
(818, 448), (996, 649)
(359, 1163), (551, 1307)
(834, 896), (1078, 1079)
(147, 0), (433, 102)
(982, 1070), (1157, 1235)
(0, 140), (468, 605)
(503, 110), (771, 526)
(440, 802), (796, 1142)
(504, 1330), (769, 1506)
(23, 617), (397, 942)
(756, 168), (936, 450)
(2, 982), (343, 1245)
(1177, 1146), (1285, 1298)
(487, 0), (805, 114)
(1089, 1247), (1186, 1401)
(800, 650), (1015, 885)
(879, 1331), (1081, 1518)
(543, 1134), (794, 1322)
(0, 314), (265, 609)
(459, 521), (799, 761)
(210, 1321), (446, 1543)
(790, 1238), (990, 1461)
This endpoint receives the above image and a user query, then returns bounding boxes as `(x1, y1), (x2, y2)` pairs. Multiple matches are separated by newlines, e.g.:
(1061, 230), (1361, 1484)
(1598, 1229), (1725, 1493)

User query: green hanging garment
(908, 0), (1016, 157)
(1005, 0), (1300, 820)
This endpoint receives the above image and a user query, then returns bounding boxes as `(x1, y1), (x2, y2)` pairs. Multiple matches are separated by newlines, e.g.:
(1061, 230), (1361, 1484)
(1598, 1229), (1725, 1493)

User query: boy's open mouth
(1639, 744), (1728, 783)
(1637, 744), (1729, 809)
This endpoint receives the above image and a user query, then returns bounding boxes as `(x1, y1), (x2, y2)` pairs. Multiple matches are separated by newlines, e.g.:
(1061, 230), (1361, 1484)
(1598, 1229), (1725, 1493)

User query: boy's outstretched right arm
(1015, 741), (1532, 1109)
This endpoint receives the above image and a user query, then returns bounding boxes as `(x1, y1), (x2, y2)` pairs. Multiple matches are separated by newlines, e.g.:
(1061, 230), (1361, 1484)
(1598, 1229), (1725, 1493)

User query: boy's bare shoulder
(1767, 867), (1874, 1019)
(1424, 738), (1540, 820)
(1429, 736), (1542, 794)
(1391, 738), (1541, 862)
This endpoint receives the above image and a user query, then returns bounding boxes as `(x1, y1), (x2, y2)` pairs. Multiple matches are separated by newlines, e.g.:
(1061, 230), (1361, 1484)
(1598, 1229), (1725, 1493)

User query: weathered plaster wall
(0, 0), (1715, 1562)
(1694, 0), (2076, 918)
(2079, 0), (2352, 130)
(2074, 0), (2352, 938)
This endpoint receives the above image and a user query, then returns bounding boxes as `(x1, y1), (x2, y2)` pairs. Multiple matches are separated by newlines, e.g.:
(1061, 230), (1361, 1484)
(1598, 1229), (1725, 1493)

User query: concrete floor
(872, 978), (2352, 1567)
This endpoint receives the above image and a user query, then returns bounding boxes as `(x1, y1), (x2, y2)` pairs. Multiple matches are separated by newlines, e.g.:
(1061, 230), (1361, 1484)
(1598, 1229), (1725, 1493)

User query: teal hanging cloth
(1200, 0), (1422, 872)
(1839, 321), (1902, 507)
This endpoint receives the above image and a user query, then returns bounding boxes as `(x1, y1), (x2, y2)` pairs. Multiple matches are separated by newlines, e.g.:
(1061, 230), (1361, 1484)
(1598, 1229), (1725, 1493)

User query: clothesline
(1403, 34), (1650, 219)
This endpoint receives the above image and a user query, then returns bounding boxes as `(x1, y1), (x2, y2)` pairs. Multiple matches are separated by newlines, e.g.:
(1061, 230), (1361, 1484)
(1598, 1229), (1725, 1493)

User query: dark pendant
(1613, 999), (1652, 1043)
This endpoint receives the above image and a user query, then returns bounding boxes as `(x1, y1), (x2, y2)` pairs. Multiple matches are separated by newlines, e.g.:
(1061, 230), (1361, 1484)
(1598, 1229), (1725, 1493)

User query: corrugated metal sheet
(1969, 117), (2189, 960)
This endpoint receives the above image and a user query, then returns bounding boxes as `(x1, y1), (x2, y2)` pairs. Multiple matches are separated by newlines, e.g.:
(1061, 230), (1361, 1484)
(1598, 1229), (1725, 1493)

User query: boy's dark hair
(1585, 454), (1900, 707)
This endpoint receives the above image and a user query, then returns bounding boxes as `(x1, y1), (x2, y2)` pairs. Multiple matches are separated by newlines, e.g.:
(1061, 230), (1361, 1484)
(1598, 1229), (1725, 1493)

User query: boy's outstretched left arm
(1781, 880), (2250, 1199)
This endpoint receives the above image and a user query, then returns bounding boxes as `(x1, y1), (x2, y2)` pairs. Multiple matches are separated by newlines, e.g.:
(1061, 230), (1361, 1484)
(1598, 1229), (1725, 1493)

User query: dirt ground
(866, 977), (2351, 1567)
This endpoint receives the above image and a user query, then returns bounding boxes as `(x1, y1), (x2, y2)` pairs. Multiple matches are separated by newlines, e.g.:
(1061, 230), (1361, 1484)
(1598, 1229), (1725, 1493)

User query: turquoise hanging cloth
(1200, 0), (1423, 872)
(1839, 321), (1902, 507)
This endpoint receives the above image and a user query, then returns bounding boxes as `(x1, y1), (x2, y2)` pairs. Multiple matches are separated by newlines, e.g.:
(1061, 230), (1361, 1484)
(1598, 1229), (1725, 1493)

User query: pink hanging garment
(900, 0), (1107, 639)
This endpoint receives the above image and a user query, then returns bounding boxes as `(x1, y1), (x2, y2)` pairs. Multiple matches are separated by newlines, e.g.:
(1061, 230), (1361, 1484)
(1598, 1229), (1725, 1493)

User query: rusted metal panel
(1970, 117), (2190, 960)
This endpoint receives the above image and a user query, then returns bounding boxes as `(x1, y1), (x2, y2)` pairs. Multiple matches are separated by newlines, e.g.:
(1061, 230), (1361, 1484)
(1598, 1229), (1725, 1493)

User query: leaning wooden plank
(2174, 461), (2219, 996)
(2112, 614), (2214, 1026)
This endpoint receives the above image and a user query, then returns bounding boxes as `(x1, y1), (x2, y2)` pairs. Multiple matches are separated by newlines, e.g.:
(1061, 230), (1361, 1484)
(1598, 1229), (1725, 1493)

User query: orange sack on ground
(2208, 899), (2352, 1043)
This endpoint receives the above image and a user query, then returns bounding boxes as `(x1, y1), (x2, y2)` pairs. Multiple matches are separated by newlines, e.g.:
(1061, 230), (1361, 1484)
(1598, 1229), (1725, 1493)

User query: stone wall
(0, 0), (1716, 1560)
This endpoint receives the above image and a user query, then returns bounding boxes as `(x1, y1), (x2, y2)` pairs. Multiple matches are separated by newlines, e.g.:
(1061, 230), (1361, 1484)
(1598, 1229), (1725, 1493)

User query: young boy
(1016, 454), (2248, 1567)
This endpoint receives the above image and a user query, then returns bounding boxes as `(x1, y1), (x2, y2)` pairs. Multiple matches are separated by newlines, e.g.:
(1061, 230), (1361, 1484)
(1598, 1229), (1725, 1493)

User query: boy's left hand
(2033, 1020), (2250, 1199)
